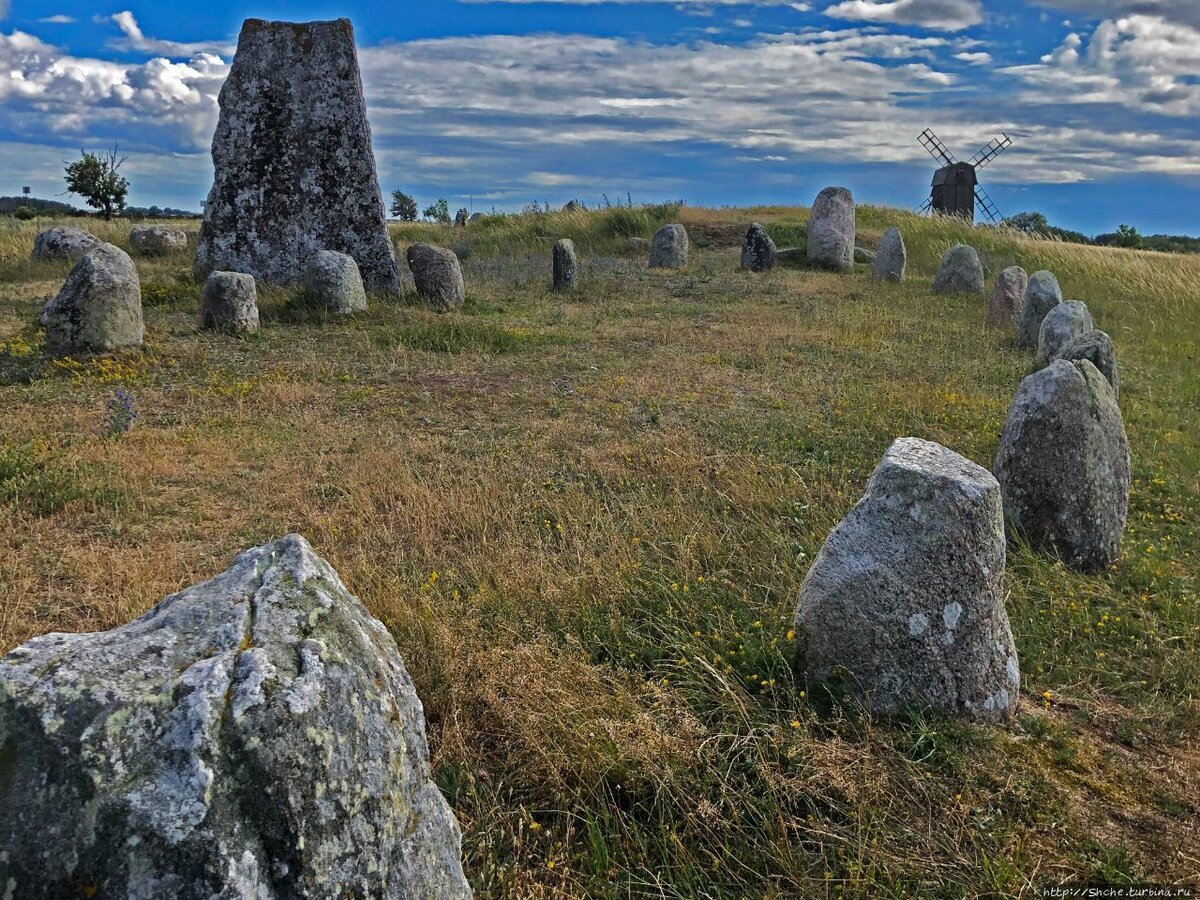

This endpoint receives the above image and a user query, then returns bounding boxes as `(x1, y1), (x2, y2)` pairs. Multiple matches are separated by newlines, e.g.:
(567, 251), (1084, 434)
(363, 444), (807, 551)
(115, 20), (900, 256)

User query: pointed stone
(872, 227), (906, 282)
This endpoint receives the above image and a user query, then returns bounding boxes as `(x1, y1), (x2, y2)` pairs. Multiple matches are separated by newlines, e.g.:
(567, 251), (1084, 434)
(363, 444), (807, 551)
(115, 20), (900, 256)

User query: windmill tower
(917, 129), (1012, 224)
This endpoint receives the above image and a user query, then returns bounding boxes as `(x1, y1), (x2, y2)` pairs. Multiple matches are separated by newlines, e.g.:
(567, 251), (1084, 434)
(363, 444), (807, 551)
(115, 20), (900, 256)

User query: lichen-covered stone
(553, 238), (579, 291)
(0, 534), (472, 899)
(873, 227), (906, 282)
(1056, 329), (1119, 397)
(42, 243), (143, 356)
(854, 246), (875, 263)
(130, 225), (188, 255)
(794, 437), (1018, 723)
(807, 186), (855, 272)
(32, 225), (100, 262)
(202, 271), (259, 333)
(649, 224), (688, 269)
(305, 249), (367, 314)
(986, 266), (1027, 329)
(406, 242), (465, 310)
(1037, 299), (1093, 365)
(741, 223), (777, 273)
(932, 244), (985, 295)
(994, 360), (1130, 572)
(1016, 271), (1062, 350)
(194, 18), (400, 295)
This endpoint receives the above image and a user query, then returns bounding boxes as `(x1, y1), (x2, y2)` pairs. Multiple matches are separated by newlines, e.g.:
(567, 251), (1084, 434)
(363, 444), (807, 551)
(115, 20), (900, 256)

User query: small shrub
(13, 206), (37, 221)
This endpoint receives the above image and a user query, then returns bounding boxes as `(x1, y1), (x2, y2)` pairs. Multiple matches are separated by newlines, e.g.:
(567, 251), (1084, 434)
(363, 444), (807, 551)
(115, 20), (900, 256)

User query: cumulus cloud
(1033, 0), (1200, 28)
(39, 15), (75, 24)
(823, 0), (984, 31)
(106, 10), (233, 57)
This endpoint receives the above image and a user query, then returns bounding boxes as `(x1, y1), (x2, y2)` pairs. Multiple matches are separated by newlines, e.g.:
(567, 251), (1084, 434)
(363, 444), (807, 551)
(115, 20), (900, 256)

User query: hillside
(0, 207), (1196, 897)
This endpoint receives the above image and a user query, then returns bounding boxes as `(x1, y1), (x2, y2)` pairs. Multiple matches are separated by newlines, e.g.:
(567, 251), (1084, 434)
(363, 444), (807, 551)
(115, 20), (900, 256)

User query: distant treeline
(1004, 211), (1200, 254)
(1, 196), (197, 219)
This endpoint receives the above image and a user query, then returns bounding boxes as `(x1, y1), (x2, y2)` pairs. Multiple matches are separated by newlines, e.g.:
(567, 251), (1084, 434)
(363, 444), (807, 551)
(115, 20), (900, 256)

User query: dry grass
(0, 206), (1197, 897)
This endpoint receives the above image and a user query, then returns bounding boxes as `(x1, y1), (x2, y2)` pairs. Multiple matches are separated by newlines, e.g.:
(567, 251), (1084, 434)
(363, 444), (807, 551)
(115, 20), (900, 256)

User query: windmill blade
(974, 185), (1002, 224)
(917, 197), (933, 215)
(968, 133), (1013, 170)
(918, 129), (957, 166)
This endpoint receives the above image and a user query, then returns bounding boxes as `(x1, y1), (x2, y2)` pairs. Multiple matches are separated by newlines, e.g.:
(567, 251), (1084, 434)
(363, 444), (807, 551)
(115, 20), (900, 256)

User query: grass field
(0, 205), (1197, 897)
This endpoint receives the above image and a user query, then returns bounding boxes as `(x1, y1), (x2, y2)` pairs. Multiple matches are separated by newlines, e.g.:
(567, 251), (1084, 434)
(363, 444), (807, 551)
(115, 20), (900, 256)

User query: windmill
(916, 129), (1012, 224)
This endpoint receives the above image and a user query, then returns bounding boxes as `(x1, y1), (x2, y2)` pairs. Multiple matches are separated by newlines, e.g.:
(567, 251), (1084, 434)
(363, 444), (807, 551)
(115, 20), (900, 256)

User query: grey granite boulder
(0, 534), (471, 899)
(986, 266), (1028, 329)
(406, 242), (465, 310)
(1016, 271), (1063, 349)
(194, 18), (400, 295)
(872, 227), (906, 282)
(553, 238), (579, 291)
(42, 243), (143, 356)
(740, 223), (777, 273)
(32, 225), (100, 262)
(1037, 299), (1093, 365)
(994, 360), (1130, 572)
(806, 186), (855, 272)
(1056, 329), (1119, 397)
(201, 271), (259, 333)
(649, 223), (688, 269)
(130, 224), (188, 255)
(854, 246), (876, 264)
(932, 244), (985, 295)
(794, 437), (1019, 723)
(305, 249), (367, 314)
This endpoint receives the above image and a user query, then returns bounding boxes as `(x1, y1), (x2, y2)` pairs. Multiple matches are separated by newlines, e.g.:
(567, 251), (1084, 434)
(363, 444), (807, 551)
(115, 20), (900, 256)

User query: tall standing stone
(42, 243), (143, 356)
(986, 266), (1028, 328)
(1037, 299), (1093, 365)
(932, 244), (985, 295)
(553, 238), (579, 291)
(807, 186), (855, 272)
(649, 224), (689, 269)
(741, 223), (777, 272)
(1016, 271), (1062, 350)
(872, 227), (906, 282)
(194, 19), (400, 295)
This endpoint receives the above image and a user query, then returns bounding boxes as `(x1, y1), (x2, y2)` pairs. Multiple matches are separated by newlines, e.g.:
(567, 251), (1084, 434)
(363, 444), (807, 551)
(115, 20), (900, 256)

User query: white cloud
(953, 50), (991, 64)
(106, 10), (233, 57)
(39, 15), (75, 24)
(822, 0), (984, 31)
(1033, 0), (1200, 29)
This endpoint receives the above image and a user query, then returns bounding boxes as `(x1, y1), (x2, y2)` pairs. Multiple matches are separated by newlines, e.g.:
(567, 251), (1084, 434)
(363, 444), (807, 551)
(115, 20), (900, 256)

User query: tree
(422, 198), (450, 224)
(390, 190), (418, 221)
(1004, 211), (1050, 235)
(64, 146), (129, 220)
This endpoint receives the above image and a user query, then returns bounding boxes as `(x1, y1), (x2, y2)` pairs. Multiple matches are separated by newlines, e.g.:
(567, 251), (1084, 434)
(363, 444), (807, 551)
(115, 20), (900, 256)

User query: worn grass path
(0, 206), (1197, 897)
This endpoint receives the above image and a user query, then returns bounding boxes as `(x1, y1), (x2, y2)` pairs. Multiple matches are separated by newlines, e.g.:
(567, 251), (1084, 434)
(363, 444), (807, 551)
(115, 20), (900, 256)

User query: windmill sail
(974, 185), (1003, 224)
(968, 134), (1013, 170)
(918, 129), (957, 166)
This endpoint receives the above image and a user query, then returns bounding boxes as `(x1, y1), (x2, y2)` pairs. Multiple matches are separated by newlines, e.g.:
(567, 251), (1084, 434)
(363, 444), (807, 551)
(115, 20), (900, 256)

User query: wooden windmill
(917, 129), (1012, 224)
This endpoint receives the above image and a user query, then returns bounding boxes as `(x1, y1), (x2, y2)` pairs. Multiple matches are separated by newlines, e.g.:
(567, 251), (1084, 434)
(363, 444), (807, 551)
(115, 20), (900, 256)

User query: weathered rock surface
(0, 534), (472, 899)
(1037, 299), (1093, 365)
(194, 18), (400, 295)
(994, 360), (1130, 572)
(872, 227), (906, 282)
(932, 244), (985, 295)
(406, 242), (465, 310)
(1016, 271), (1062, 349)
(305, 249), (368, 314)
(740, 223), (777, 273)
(627, 237), (649, 252)
(854, 246), (876, 264)
(1056, 329), (1119, 397)
(202, 271), (259, 333)
(32, 225), (100, 262)
(775, 247), (805, 263)
(807, 186), (855, 272)
(42, 243), (143, 356)
(986, 266), (1028, 328)
(649, 224), (689, 269)
(553, 238), (579, 291)
(130, 225), (188, 255)
(794, 437), (1019, 723)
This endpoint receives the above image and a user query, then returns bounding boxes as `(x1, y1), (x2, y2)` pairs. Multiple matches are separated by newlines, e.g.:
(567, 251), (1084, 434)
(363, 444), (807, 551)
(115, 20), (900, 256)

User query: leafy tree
(422, 198), (450, 224)
(64, 147), (129, 220)
(1004, 211), (1051, 235)
(1096, 224), (1143, 249)
(390, 190), (418, 221)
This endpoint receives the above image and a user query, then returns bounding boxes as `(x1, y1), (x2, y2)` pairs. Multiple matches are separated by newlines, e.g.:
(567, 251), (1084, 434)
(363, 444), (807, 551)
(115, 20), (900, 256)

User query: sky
(1, 0), (1198, 235)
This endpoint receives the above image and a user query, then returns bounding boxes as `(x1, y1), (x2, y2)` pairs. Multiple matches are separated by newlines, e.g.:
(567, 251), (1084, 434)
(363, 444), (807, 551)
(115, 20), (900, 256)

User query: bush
(13, 206), (37, 221)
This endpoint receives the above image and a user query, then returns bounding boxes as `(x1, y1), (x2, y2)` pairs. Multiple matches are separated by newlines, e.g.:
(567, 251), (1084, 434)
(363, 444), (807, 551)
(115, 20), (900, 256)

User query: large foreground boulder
(130, 225), (188, 255)
(42, 243), (143, 356)
(932, 244), (985, 295)
(194, 18), (401, 295)
(32, 225), (100, 262)
(406, 242), (465, 310)
(1056, 329), (1119, 397)
(553, 238), (579, 291)
(305, 249), (368, 314)
(201, 271), (260, 334)
(1037, 299), (1093, 365)
(872, 227), (906, 282)
(807, 186), (855, 272)
(986, 266), (1027, 328)
(1016, 271), (1062, 350)
(741, 223), (776, 273)
(0, 534), (471, 899)
(994, 360), (1130, 572)
(794, 437), (1019, 723)
(649, 224), (688, 269)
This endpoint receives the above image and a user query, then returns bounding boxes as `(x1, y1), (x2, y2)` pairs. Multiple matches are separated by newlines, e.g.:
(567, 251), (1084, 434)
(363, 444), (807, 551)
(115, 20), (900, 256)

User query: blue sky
(1, 0), (1198, 234)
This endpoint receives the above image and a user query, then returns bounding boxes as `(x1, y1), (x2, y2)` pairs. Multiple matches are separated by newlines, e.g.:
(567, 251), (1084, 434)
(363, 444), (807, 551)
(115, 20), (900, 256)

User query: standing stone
(130, 225), (188, 255)
(932, 244), (986, 295)
(873, 227), (907, 282)
(0, 535), (471, 899)
(202, 271), (259, 333)
(794, 438), (1019, 723)
(649, 224), (688, 269)
(563, 199), (583, 212)
(986, 266), (1028, 328)
(305, 249), (367, 314)
(455, 208), (469, 227)
(32, 225), (100, 262)
(807, 186), (855, 272)
(194, 18), (400, 295)
(42, 243), (143, 356)
(994, 360), (1130, 572)
(406, 242), (465, 311)
(740, 223), (777, 273)
(552, 238), (579, 291)
(1016, 271), (1063, 350)
(1057, 329), (1119, 398)
(1037, 299), (1093, 365)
